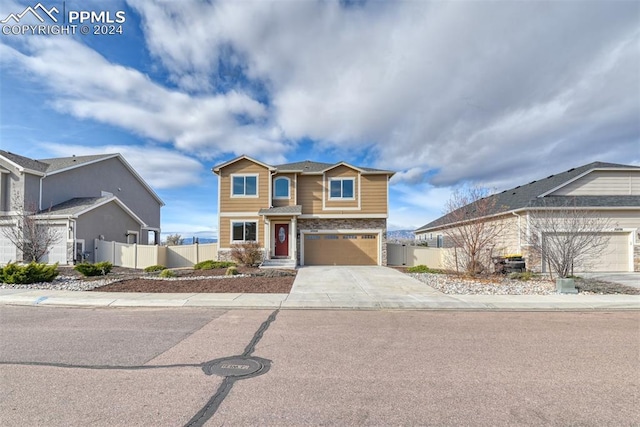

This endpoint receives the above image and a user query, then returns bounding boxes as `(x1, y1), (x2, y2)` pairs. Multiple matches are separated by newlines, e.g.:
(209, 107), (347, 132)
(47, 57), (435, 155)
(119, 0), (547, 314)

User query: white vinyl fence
(387, 243), (444, 269)
(94, 239), (218, 269)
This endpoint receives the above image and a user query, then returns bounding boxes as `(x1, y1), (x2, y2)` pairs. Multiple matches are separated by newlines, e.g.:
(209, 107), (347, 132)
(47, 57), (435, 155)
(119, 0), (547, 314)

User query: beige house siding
(550, 170), (640, 196)
(360, 174), (388, 214)
(219, 159), (270, 213)
(297, 175), (324, 214)
(272, 173), (296, 207)
(297, 171), (388, 215)
(324, 165), (359, 209)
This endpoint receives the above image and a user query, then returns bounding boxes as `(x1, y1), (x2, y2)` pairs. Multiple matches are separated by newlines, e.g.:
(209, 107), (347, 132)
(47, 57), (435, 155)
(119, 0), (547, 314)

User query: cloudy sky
(1, 0), (638, 239)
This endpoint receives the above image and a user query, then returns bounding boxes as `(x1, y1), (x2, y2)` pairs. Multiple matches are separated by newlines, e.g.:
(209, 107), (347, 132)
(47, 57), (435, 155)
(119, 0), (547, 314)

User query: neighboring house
(0, 151), (164, 265)
(415, 162), (640, 272)
(212, 155), (394, 266)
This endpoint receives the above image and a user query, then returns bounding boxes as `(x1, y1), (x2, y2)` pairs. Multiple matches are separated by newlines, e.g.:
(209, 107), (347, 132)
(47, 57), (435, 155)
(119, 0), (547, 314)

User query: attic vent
(512, 192), (516, 195)
(529, 180), (536, 184)
(547, 175), (554, 178)
(500, 190), (507, 193)
(567, 168), (575, 172)
(515, 185), (521, 189)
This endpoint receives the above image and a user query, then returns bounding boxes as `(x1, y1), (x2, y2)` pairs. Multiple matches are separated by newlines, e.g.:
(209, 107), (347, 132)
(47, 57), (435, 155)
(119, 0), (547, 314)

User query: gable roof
(39, 195), (146, 225)
(38, 153), (118, 173)
(275, 160), (394, 175)
(0, 150), (50, 175)
(416, 161), (639, 232)
(0, 151), (164, 206)
(212, 155), (276, 173)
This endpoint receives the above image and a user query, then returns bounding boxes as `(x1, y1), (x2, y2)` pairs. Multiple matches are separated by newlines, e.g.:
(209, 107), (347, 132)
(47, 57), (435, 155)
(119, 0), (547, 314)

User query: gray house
(0, 151), (163, 265)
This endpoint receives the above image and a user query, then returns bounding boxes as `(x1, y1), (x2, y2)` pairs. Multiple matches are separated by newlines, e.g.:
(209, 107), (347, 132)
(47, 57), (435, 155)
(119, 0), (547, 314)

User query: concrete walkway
(0, 266), (638, 310)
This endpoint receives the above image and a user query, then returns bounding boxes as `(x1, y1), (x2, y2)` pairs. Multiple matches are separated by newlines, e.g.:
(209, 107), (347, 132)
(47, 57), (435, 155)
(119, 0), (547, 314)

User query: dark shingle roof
(416, 161), (639, 231)
(0, 150), (49, 173)
(0, 150), (116, 174)
(39, 197), (110, 216)
(275, 160), (393, 174)
(38, 154), (116, 172)
(258, 205), (303, 216)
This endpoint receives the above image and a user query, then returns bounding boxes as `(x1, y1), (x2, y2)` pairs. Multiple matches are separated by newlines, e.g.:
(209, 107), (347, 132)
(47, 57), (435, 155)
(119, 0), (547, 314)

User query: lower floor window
(232, 221), (257, 242)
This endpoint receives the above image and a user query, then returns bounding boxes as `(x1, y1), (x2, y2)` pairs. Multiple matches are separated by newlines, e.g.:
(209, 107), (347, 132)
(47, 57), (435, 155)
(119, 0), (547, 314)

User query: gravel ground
(1, 267), (636, 295)
(410, 273), (557, 295)
(409, 272), (640, 295)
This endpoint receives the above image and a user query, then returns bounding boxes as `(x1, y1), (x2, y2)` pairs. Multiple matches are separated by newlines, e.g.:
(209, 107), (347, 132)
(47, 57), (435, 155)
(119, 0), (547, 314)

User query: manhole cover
(203, 356), (270, 379)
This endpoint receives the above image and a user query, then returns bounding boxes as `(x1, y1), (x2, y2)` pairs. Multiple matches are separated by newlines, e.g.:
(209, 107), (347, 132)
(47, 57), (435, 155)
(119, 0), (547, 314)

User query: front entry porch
(258, 205), (302, 269)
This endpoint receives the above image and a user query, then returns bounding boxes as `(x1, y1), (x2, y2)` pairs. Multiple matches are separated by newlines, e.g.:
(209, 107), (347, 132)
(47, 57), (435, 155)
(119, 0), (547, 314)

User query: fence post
(134, 243), (138, 269)
(195, 242), (199, 265)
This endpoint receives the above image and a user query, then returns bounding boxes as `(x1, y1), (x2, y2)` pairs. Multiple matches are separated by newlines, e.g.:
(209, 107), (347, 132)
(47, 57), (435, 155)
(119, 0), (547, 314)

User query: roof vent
(529, 180), (536, 184)
(512, 192), (517, 195)
(567, 168), (575, 172)
(547, 175), (554, 179)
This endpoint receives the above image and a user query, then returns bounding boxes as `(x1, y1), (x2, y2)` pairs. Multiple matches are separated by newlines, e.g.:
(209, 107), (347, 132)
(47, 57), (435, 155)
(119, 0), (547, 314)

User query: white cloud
(41, 143), (204, 189)
(0, 37), (289, 163)
(1, 0), (637, 197)
(127, 0), (639, 184)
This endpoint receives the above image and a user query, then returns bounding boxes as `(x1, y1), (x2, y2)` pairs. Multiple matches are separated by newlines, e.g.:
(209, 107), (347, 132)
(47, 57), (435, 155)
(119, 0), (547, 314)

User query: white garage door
(0, 232), (17, 265)
(545, 232), (631, 273)
(40, 238), (68, 264)
(583, 233), (631, 272)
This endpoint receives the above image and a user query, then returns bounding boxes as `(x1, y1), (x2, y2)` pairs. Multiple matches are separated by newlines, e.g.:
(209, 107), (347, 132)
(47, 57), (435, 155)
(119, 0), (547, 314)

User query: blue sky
(1, 0), (638, 240)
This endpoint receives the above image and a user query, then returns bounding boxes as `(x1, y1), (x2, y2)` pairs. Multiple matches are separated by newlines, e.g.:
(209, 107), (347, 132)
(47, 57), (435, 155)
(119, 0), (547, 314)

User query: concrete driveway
(580, 272), (640, 289)
(287, 266), (459, 308)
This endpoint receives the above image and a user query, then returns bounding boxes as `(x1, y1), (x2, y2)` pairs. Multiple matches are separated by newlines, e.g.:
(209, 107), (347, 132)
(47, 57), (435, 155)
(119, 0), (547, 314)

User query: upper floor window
(329, 178), (355, 199)
(232, 174), (258, 197)
(273, 177), (290, 199)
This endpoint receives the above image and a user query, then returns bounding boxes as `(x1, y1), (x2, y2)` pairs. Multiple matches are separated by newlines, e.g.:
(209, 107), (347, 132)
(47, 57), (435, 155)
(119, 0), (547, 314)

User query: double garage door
(544, 232), (631, 272)
(303, 233), (379, 266)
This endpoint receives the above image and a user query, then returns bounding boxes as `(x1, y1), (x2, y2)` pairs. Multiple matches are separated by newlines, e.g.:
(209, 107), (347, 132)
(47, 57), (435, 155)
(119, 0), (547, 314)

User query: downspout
(512, 211), (521, 253)
(39, 175), (44, 211)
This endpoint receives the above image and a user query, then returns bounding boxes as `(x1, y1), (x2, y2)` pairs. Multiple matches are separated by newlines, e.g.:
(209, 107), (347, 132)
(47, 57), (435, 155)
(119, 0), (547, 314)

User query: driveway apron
(286, 266), (460, 309)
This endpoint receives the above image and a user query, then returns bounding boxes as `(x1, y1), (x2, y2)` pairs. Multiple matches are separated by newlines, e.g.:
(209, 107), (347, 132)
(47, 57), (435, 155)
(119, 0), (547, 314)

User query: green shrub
(74, 261), (113, 277)
(194, 260), (236, 270)
(230, 242), (263, 266)
(159, 269), (176, 278)
(407, 265), (432, 273)
(0, 262), (59, 284)
(225, 266), (238, 276)
(508, 271), (534, 281)
(144, 265), (167, 272)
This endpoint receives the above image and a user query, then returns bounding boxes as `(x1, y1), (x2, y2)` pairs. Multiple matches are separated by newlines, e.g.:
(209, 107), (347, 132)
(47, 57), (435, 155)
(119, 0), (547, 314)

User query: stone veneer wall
(217, 248), (266, 263)
(297, 218), (388, 266)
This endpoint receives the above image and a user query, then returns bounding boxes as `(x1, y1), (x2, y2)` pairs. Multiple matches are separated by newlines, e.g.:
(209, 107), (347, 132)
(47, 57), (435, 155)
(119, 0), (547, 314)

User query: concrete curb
(1, 289), (638, 311)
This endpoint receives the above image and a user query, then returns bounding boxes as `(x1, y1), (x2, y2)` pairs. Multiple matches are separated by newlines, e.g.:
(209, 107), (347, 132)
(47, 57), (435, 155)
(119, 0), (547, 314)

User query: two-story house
(0, 150), (163, 265)
(212, 155), (394, 266)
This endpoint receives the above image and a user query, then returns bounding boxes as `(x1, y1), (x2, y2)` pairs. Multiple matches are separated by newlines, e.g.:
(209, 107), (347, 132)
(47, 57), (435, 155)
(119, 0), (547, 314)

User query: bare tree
(442, 186), (507, 275)
(523, 200), (612, 278)
(165, 233), (184, 246)
(1, 194), (62, 263)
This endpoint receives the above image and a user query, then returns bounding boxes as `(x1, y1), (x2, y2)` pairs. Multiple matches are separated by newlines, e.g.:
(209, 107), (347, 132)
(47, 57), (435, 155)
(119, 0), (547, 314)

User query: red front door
(274, 224), (289, 257)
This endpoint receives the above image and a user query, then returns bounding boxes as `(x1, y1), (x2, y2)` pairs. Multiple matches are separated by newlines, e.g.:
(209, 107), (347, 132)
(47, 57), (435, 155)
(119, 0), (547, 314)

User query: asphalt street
(1, 306), (638, 426)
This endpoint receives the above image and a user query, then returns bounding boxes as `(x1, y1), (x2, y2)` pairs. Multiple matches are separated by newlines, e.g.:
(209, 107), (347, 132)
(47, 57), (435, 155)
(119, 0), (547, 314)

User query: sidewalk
(0, 288), (638, 310)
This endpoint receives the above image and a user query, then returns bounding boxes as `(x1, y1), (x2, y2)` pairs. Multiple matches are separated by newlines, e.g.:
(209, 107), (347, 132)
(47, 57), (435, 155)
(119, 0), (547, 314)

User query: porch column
(264, 218), (270, 260)
(292, 216), (297, 261)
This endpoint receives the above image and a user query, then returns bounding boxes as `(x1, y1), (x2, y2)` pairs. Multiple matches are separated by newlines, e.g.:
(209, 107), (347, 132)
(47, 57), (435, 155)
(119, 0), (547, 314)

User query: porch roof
(258, 205), (303, 216)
